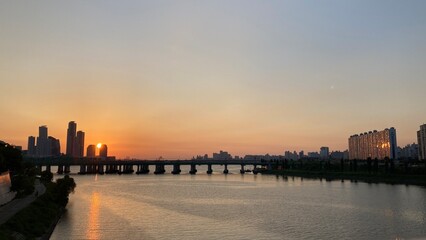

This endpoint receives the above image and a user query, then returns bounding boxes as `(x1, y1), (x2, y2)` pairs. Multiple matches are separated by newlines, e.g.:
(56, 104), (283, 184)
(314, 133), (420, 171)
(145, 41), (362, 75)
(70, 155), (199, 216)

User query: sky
(1, 1), (426, 159)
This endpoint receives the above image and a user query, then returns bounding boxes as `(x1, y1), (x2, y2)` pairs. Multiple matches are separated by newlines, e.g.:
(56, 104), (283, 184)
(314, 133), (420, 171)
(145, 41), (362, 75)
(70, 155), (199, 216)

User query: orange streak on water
(86, 192), (100, 240)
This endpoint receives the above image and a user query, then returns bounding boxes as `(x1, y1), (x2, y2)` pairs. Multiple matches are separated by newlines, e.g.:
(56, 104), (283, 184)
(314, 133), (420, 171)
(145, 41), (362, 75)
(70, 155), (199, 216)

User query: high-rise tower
(66, 121), (77, 156)
(27, 136), (36, 156)
(99, 144), (108, 158)
(36, 125), (49, 157)
(87, 145), (96, 157)
(73, 131), (85, 157)
(418, 124), (426, 160)
(348, 127), (397, 160)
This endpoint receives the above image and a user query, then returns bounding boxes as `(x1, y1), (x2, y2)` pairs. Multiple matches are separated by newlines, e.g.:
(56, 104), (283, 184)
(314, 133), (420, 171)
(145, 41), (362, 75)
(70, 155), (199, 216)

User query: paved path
(0, 180), (46, 225)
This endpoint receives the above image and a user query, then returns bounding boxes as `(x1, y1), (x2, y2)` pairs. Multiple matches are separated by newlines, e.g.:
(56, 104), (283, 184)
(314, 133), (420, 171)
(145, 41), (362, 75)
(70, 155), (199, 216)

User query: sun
(97, 143), (102, 149)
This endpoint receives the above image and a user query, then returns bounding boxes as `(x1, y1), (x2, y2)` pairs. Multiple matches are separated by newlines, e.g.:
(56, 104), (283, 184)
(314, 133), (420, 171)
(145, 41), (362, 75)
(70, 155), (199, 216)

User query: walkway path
(0, 179), (46, 225)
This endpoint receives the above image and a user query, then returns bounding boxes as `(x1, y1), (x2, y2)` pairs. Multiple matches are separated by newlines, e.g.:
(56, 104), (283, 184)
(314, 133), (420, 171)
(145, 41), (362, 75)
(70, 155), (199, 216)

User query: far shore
(264, 170), (426, 187)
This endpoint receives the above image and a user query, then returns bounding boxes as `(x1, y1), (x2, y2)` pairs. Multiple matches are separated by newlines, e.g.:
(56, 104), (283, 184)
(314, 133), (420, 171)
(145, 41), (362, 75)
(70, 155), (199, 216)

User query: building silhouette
(27, 136), (36, 156)
(66, 121), (85, 158)
(398, 143), (418, 160)
(418, 124), (426, 160)
(348, 127), (397, 160)
(28, 125), (61, 157)
(213, 150), (231, 160)
(320, 147), (329, 159)
(99, 144), (108, 158)
(86, 145), (96, 157)
(66, 121), (77, 156)
(48, 136), (61, 156)
(36, 125), (49, 157)
(73, 131), (85, 157)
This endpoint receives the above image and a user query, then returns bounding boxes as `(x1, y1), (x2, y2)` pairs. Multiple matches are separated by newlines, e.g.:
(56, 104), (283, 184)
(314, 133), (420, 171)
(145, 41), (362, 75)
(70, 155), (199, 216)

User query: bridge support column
(142, 164), (150, 174)
(189, 164), (197, 174)
(207, 164), (213, 174)
(253, 165), (259, 174)
(240, 164), (245, 174)
(79, 165), (86, 174)
(137, 164), (149, 174)
(118, 165), (122, 174)
(223, 164), (228, 174)
(64, 165), (71, 174)
(98, 164), (104, 174)
(57, 165), (64, 174)
(154, 164), (165, 174)
(172, 164), (181, 174)
(123, 165), (134, 174)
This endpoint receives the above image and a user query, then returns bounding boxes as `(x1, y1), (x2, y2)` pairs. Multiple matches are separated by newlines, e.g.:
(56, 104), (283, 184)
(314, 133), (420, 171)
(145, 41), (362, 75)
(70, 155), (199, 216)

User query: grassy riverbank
(0, 174), (76, 239)
(267, 169), (426, 186)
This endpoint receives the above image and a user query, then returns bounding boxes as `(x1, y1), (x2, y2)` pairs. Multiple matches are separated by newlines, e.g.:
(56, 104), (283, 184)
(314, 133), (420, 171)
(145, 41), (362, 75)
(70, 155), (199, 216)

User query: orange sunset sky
(1, 1), (426, 159)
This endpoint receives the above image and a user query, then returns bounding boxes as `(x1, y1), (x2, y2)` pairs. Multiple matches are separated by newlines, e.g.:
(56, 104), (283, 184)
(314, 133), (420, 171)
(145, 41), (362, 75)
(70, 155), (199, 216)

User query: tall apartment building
(27, 136), (36, 156)
(73, 131), (85, 157)
(348, 127), (397, 160)
(66, 121), (77, 156)
(99, 144), (108, 158)
(418, 124), (426, 160)
(86, 145), (96, 157)
(320, 147), (329, 159)
(66, 121), (85, 158)
(28, 125), (61, 157)
(36, 125), (49, 157)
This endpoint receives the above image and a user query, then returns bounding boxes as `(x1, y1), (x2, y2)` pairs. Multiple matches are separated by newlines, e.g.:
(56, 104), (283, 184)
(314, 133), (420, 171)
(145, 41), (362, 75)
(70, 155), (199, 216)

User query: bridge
(24, 157), (272, 175)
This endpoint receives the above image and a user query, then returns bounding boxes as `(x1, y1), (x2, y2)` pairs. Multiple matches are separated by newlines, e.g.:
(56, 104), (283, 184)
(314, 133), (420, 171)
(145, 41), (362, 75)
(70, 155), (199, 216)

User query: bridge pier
(118, 165), (122, 174)
(253, 165), (259, 174)
(79, 165), (86, 174)
(223, 164), (228, 174)
(189, 164), (197, 174)
(123, 165), (134, 174)
(207, 164), (213, 174)
(154, 164), (165, 174)
(137, 164), (150, 174)
(106, 164), (118, 174)
(240, 164), (245, 174)
(57, 165), (64, 174)
(172, 164), (181, 174)
(98, 164), (104, 174)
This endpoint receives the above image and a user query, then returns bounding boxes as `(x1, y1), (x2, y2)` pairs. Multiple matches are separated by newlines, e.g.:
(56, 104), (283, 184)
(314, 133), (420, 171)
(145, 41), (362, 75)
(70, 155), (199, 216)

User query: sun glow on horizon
(97, 143), (102, 149)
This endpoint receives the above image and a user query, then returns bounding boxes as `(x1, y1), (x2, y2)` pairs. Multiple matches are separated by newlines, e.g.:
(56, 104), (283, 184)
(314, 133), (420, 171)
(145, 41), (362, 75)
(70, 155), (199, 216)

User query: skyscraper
(27, 136), (36, 156)
(348, 127), (397, 160)
(418, 124), (426, 160)
(73, 131), (85, 157)
(66, 121), (77, 156)
(87, 145), (96, 157)
(36, 125), (49, 157)
(48, 136), (61, 156)
(99, 144), (108, 158)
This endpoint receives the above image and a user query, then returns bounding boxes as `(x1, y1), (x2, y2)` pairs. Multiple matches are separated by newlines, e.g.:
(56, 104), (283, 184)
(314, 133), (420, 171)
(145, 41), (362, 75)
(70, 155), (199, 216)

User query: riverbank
(0, 175), (75, 239)
(266, 169), (426, 186)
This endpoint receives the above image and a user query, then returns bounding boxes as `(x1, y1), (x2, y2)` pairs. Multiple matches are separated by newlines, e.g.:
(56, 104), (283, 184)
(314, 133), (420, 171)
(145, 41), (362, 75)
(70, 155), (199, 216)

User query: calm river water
(51, 166), (426, 240)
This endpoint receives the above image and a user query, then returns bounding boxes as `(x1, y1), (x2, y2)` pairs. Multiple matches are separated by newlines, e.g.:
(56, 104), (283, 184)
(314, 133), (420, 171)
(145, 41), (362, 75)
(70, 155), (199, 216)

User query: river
(50, 166), (426, 240)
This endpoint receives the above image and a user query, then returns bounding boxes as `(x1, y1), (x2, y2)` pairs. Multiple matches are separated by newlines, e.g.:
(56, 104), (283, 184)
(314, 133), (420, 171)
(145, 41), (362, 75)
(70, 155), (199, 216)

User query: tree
(54, 175), (76, 206)
(40, 171), (53, 183)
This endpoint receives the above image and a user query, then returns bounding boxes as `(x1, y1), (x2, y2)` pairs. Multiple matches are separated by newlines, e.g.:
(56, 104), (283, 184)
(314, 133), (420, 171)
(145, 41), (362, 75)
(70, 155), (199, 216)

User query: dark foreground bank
(0, 173), (76, 239)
